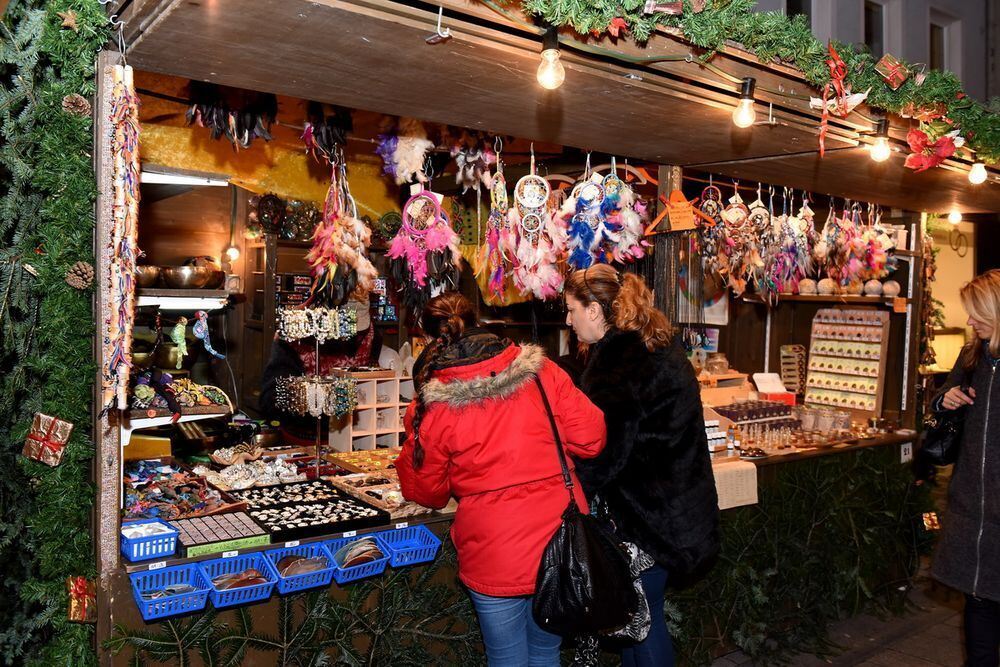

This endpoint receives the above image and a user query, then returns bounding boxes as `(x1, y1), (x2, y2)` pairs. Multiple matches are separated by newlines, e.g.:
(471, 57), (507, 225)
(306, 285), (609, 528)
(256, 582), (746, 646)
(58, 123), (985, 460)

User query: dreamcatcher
(718, 182), (755, 295)
(387, 189), (462, 314)
(695, 179), (729, 290)
(304, 155), (378, 307)
(511, 147), (564, 300)
(856, 203), (897, 282)
(476, 140), (515, 301)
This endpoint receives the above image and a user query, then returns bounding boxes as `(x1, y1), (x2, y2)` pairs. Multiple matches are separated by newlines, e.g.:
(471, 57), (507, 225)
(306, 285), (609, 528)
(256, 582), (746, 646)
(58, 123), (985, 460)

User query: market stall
(11, 0), (1000, 664)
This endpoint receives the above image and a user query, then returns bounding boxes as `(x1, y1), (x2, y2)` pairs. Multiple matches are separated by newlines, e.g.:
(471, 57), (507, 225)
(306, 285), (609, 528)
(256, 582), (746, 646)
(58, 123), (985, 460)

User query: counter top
(710, 431), (915, 468)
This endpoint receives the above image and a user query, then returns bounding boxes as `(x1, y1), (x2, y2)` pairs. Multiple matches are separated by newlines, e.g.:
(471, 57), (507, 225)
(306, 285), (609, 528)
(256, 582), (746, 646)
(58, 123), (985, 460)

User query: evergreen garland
(0, 0), (108, 664)
(513, 0), (1000, 163)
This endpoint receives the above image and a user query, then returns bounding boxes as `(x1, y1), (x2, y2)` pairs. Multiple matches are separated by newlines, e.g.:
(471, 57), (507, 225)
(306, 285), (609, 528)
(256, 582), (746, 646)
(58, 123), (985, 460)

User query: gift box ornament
(67, 576), (96, 623)
(22, 412), (74, 466)
(875, 54), (909, 90)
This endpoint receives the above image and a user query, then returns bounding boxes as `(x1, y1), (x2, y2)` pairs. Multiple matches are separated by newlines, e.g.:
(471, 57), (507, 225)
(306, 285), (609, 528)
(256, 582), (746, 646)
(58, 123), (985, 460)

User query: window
(929, 22), (945, 70)
(785, 0), (810, 20)
(864, 2), (885, 59)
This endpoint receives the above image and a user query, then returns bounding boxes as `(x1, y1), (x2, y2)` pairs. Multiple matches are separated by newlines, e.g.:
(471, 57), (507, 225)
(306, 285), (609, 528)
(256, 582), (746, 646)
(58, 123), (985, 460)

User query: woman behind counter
(396, 292), (607, 666)
(564, 265), (720, 667)
(930, 269), (1000, 667)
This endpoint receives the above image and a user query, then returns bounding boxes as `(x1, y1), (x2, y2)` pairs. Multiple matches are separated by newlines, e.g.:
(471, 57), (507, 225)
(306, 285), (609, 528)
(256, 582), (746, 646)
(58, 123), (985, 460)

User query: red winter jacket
(397, 339), (606, 597)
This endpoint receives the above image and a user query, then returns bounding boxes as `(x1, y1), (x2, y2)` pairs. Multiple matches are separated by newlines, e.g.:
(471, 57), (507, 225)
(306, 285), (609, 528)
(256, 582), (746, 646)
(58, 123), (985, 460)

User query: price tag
(285, 541), (300, 548)
(893, 297), (907, 313)
(342, 530), (357, 538)
(222, 550), (239, 559)
(147, 561), (166, 571)
(395, 522), (409, 530)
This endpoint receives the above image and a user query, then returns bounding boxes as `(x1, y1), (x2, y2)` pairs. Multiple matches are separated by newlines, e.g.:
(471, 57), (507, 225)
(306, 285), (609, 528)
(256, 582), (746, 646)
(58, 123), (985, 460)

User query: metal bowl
(205, 269), (226, 289)
(161, 265), (212, 289)
(135, 265), (161, 288)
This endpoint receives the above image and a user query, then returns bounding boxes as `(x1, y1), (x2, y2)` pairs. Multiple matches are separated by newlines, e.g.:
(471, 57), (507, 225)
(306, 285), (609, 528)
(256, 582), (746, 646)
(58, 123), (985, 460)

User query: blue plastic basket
(265, 543), (336, 594)
(130, 564), (209, 622)
(378, 525), (442, 567)
(326, 534), (390, 585)
(198, 553), (277, 608)
(120, 518), (178, 562)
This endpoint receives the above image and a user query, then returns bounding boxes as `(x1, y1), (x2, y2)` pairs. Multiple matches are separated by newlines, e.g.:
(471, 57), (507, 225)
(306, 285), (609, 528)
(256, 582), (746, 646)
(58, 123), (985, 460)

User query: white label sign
(222, 550), (239, 558)
(148, 561), (166, 571)
(395, 522), (409, 530)
(342, 530), (357, 538)
(285, 541), (300, 548)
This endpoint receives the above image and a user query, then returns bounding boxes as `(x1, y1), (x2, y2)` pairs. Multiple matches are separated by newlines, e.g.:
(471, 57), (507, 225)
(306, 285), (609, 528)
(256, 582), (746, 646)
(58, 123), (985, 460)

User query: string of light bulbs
(481, 0), (994, 190)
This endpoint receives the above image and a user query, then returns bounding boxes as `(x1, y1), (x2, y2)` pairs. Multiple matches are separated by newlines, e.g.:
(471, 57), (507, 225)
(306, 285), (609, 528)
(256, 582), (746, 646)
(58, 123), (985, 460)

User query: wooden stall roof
(114, 0), (1000, 213)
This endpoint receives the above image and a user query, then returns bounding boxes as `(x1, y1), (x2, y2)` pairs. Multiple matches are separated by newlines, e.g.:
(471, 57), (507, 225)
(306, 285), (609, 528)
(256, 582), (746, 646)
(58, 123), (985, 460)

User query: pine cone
(65, 261), (94, 290)
(62, 93), (91, 117)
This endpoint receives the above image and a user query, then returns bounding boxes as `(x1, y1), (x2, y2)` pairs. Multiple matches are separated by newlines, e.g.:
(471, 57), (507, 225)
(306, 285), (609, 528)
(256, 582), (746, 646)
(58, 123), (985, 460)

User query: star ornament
(58, 10), (79, 32)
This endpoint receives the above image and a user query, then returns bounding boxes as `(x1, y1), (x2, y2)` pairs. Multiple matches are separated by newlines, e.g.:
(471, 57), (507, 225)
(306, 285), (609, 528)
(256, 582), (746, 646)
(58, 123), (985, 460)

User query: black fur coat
(576, 329), (720, 580)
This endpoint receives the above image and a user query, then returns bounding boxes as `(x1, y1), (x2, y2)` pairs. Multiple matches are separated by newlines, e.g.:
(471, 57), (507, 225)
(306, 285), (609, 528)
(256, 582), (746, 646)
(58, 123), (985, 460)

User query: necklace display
(276, 306), (357, 343)
(274, 375), (358, 419)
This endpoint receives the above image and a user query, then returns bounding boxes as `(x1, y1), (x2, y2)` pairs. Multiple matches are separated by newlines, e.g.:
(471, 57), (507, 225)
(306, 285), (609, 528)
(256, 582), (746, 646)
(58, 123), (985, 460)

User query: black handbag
(921, 405), (965, 466)
(531, 377), (638, 637)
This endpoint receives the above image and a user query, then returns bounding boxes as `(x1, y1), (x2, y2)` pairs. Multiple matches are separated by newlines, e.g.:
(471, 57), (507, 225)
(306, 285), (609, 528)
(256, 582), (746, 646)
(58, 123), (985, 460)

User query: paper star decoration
(58, 10), (79, 32)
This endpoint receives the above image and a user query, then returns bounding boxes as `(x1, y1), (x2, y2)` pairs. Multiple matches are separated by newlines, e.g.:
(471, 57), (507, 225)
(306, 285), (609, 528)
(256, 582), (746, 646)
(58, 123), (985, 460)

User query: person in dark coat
(563, 265), (720, 667)
(929, 269), (1000, 667)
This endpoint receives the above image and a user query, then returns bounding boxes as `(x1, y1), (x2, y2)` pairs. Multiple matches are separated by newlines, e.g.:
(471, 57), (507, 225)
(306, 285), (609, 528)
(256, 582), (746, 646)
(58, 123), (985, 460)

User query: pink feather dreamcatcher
(387, 190), (462, 314)
(511, 151), (564, 300)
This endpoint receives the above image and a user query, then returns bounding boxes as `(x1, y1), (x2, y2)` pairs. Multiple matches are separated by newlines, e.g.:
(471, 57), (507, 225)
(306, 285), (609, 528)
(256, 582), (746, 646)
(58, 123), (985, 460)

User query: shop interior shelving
(136, 288), (232, 311)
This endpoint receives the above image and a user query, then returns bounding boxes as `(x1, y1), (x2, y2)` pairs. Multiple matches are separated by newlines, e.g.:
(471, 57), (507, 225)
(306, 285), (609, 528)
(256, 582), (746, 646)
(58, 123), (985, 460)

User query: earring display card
(804, 308), (890, 414)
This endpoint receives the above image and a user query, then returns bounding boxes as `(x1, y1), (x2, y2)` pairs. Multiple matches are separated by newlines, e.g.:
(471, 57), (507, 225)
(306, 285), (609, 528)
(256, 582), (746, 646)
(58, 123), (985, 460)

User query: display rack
(804, 308), (890, 415)
(328, 371), (413, 452)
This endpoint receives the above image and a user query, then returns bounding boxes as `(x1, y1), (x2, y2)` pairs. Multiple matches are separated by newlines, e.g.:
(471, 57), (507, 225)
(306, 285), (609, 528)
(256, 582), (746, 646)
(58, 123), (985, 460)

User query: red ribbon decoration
(69, 576), (92, 620)
(26, 418), (63, 463)
(819, 43), (849, 157)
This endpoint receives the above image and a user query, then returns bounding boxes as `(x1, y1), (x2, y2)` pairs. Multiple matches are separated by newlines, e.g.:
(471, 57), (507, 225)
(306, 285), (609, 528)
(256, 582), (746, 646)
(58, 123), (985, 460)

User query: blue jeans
(621, 564), (675, 667)
(467, 589), (562, 666)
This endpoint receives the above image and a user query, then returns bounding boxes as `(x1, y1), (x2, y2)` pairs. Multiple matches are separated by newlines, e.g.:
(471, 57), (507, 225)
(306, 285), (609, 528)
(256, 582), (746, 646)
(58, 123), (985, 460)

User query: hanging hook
(493, 135), (503, 155)
(425, 6), (452, 44)
(106, 15), (128, 61)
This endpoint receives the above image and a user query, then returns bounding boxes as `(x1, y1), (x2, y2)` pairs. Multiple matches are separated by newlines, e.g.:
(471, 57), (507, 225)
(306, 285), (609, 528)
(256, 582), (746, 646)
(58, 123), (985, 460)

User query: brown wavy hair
(410, 292), (477, 468)
(959, 269), (1000, 371)
(565, 265), (672, 351)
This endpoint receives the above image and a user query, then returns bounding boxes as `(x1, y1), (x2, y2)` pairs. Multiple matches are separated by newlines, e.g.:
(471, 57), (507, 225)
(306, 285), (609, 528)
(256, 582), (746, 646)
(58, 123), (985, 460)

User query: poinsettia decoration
(607, 17), (628, 38)
(904, 128), (961, 172)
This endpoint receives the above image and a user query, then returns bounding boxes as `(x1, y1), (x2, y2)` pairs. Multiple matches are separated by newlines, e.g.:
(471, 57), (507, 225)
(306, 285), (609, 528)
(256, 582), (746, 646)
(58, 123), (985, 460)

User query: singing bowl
(161, 265), (212, 289)
(135, 265), (161, 288)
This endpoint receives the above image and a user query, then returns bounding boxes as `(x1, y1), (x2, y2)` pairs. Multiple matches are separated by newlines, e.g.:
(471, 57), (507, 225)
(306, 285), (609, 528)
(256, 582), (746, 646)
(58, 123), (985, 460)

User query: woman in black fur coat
(564, 265), (720, 667)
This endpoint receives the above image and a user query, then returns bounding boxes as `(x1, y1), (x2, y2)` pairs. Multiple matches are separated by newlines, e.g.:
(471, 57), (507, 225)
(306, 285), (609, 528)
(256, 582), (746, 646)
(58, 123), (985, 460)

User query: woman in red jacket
(397, 292), (606, 666)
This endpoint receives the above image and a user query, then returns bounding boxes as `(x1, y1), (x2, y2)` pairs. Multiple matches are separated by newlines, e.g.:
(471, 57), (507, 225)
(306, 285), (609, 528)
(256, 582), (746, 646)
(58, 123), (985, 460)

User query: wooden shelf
(136, 288), (232, 311)
(743, 294), (911, 306)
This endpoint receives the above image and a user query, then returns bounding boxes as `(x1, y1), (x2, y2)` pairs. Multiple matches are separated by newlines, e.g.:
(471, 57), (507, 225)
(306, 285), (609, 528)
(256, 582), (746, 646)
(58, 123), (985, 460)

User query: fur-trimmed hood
(421, 344), (545, 407)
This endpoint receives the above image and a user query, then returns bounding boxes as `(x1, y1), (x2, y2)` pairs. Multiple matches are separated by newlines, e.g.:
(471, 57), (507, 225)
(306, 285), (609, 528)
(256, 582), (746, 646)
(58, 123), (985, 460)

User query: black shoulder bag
(921, 365), (976, 467)
(531, 377), (638, 637)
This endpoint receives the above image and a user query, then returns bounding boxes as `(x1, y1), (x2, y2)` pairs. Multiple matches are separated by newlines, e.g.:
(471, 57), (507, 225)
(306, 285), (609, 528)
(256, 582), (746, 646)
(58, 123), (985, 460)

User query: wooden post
(92, 49), (122, 662)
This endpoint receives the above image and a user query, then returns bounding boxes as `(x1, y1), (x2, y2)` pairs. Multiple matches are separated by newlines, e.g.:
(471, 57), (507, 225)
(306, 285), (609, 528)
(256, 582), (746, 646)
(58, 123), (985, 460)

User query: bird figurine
(192, 310), (225, 360)
(170, 316), (188, 369)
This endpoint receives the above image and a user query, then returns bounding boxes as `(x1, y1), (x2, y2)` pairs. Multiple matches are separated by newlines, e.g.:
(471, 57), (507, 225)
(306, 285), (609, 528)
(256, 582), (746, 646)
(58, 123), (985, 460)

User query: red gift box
(22, 412), (73, 467)
(67, 576), (96, 623)
(875, 54), (909, 90)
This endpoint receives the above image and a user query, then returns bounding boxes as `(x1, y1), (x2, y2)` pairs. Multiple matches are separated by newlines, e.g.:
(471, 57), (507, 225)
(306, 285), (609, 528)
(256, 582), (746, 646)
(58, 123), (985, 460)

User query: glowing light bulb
(969, 162), (988, 185)
(870, 137), (891, 162)
(732, 77), (756, 128)
(948, 211), (963, 225)
(225, 245), (240, 261)
(732, 98), (756, 128)
(537, 49), (565, 90)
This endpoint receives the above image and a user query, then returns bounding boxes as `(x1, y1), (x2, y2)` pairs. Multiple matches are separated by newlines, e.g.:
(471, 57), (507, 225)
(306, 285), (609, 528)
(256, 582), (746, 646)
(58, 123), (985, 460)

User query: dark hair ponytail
(410, 292), (476, 468)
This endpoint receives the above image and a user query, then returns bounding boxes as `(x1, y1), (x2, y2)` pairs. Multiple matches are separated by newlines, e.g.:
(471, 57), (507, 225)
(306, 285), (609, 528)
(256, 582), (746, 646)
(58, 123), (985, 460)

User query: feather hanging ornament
(387, 191), (462, 315)
(476, 152), (515, 302)
(392, 118), (435, 185)
(304, 161), (378, 307)
(302, 101), (352, 163)
(510, 153), (564, 300)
